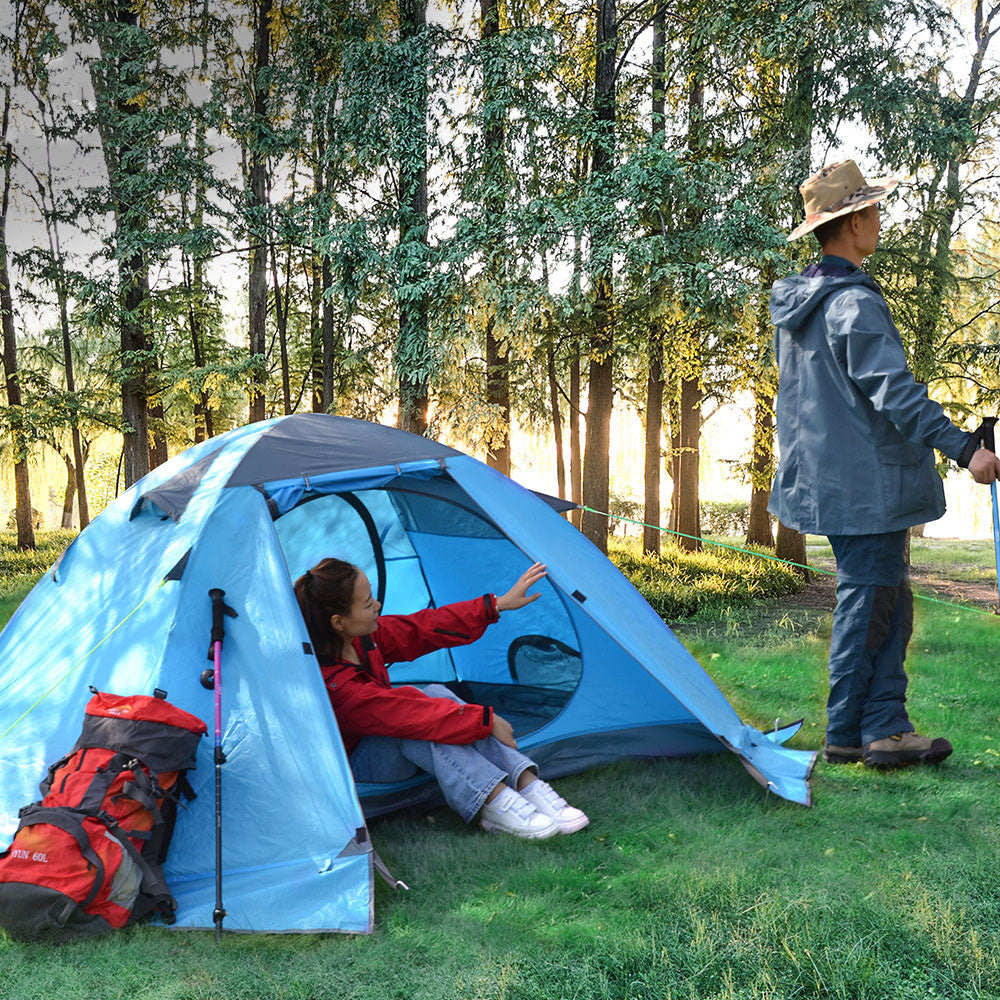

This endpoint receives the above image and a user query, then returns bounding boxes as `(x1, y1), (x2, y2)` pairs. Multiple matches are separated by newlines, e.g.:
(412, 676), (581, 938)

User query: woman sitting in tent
(294, 558), (588, 839)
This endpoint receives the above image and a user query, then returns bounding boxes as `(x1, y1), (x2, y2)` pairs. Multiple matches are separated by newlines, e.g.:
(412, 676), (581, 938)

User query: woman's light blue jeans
(347, 685), (537, 823)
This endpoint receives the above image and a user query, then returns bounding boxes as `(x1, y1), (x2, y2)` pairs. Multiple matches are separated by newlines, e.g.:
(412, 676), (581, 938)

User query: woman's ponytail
(294, 558), (359, 661)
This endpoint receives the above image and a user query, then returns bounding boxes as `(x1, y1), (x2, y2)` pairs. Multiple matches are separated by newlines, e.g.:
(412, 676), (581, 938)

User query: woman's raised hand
(495, 562), (546, 613)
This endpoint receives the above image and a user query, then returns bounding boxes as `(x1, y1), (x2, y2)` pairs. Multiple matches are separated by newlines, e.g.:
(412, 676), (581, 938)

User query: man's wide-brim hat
(788, 159), (898, 242)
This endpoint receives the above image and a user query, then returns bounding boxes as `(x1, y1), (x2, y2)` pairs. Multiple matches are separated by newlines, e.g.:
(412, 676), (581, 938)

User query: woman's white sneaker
(479, 787), (559, 839)
(519, 779), (590, 834)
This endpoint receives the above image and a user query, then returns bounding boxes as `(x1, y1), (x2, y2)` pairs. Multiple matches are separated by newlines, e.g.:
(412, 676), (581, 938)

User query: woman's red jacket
(320, 595), (499, 755)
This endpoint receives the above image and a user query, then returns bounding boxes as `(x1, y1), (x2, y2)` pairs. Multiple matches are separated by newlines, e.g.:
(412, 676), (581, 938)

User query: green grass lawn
(2, 533), (1000, 998)
(0, 529), (75, 630)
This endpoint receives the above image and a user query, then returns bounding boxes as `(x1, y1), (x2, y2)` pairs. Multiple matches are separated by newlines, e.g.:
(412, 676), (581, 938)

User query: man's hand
(496, 562), (546, 613)
(491, 714), (517, 748)
(969, 448), (1000, 485)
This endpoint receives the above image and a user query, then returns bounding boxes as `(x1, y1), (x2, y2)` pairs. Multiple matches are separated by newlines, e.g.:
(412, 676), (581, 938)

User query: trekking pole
(201, 588), (237, 941)
(960, 418), (1000, 613)
(983, 418), (1000, 613)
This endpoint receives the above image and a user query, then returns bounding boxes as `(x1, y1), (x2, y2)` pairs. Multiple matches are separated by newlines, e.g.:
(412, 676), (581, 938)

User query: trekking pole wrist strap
(959, 417), (999, 467)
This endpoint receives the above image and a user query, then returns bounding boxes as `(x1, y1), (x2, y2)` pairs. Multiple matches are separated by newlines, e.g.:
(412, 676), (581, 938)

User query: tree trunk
(311, 112), (326, 413)
(485, 318), (511, 474)
(310, 255), (323, 412)
(582, 312), (614, 552)
(147, 338), (168, 469)
(643, 5), (666, 556)
(0, 79), (34, 550)
(672, 55), (705, 553)
(569, 198), (584, 528)
(481, 0), (510, 473)
(248, 0), (273, 424)
(667, 385), (680, 534)
(644, 326), (664, 555)
(120, 254), (150, 487)
(396, 0), (430, 435)
(776, 520), (810, 580)
(321, 255), (336, 412)
(911, 5), (994, 384)
(61, 452), (76, 529)
(546, 341), (566, 499)
(181, 63), (214, 445)
(88, 2), (154, 489)
(147, 398), (168, 470)
(580, 0), (617, 553)
(271, 239), (293, 415)
(192, 0), (213, 442)
(94, 3), (153, 489)
(747, 261), (776, 547)
(34, 81), (91, 527)
(70, 427), (89, 528)
(185, 252), (213, 442)
(569, 349), (582, 527)
(674, 359), (701, 551)
(746, 391), (774, 547)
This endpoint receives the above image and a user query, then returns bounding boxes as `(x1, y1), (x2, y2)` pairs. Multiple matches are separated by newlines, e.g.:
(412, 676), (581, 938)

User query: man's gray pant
(826, 530), (915, 747)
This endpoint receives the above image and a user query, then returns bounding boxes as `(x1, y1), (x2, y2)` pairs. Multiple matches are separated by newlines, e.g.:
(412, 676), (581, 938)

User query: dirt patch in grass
(909, 567), (999, 611)
(780, 570), (836, 611)
(777, 561), (998, 614)
(672, 540), (999, 643)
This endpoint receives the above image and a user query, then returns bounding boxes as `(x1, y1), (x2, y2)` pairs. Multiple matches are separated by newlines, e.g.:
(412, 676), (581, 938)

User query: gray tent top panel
(133, 415), (577, 524)
(225, 414), (463, 487)
(131, 449), (223, 522)
(134, 415), (463, 522)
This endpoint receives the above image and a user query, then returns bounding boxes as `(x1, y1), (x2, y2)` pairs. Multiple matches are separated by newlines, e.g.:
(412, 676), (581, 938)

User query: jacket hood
(769, 270), (879, 333)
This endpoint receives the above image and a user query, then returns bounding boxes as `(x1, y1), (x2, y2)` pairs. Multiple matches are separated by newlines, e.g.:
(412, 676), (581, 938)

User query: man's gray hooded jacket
(768, 259), (969, 536)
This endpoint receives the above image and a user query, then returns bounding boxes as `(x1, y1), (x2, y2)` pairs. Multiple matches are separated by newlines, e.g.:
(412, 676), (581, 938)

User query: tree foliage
(1, 0), (996, 540)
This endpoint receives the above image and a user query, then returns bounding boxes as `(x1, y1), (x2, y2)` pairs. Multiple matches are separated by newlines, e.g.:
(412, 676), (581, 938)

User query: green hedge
(604, 497), (759, 539)
(700, 500), (752, 536)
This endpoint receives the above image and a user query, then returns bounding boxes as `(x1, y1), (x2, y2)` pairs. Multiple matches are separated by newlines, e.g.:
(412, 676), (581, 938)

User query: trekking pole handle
(208, 589), (238, 648)
(983, 416), (997, 454)
(959, 417), (999, 466)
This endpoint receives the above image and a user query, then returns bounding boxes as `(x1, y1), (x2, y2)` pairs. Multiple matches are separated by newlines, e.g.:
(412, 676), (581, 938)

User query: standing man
(768, 160), (1000, 769)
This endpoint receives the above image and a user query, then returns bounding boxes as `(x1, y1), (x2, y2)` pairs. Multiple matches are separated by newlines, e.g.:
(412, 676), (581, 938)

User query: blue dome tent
(0, 414), (815, 934)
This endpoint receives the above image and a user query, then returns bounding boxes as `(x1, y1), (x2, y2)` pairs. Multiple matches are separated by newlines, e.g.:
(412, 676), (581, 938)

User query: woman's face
(331, 571), (381, 640)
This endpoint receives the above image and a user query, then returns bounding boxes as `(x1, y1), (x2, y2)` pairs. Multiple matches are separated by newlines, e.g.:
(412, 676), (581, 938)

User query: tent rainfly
(0, 414), (815, 933)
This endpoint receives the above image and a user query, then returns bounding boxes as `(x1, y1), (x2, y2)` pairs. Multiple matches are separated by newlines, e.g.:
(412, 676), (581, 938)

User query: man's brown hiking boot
(823, 743), (863, 764)
(862, 732), (953, 769)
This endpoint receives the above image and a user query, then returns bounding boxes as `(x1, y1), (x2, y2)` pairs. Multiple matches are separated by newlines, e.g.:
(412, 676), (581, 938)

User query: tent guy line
(583, 506), (1000, 619)
(0, 579), (168, 744)
(2, 498), (992, 750)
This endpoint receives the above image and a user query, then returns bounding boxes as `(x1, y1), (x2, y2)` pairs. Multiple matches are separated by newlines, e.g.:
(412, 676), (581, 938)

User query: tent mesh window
(274, 478), (585, 738)
(448, 635), (582, 737)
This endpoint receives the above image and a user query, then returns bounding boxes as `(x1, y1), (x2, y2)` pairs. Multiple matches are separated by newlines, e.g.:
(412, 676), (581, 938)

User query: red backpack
(0, 689), (206, 942)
